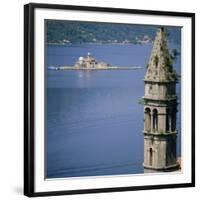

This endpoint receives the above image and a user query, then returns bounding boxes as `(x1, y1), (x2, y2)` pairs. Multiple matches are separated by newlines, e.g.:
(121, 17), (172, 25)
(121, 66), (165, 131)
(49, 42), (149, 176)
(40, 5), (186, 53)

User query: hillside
(46, 20), (181, 44)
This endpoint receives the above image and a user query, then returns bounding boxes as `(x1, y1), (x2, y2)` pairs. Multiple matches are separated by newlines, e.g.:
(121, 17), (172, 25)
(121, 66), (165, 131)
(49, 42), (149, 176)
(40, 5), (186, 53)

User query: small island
(48, 52), (142, 70)
(74, 52), (110, 69)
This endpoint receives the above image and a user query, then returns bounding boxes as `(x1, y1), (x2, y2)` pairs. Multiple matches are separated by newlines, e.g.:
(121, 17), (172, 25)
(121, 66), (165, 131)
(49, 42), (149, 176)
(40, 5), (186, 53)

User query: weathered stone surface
(145, 27), (177, 82)
(143, 27), (179, 171)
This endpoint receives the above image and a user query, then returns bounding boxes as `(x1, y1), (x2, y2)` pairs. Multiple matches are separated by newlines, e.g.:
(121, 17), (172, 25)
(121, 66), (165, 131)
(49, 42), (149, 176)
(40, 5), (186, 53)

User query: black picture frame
(24, 3), (195, 197)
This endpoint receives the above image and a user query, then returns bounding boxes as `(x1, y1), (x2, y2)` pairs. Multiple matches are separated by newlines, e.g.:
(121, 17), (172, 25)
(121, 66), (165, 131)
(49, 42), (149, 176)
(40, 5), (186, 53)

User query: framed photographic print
(24, 3), (195, 197)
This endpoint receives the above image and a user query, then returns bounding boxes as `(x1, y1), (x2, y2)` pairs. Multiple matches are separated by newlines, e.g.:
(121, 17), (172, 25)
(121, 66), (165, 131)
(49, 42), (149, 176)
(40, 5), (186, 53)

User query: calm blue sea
(46, 43), (181, 178)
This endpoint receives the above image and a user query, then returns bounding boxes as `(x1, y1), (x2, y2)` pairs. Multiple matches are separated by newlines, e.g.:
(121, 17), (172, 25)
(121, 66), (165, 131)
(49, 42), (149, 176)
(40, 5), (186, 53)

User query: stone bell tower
(143, 27), (179, 171)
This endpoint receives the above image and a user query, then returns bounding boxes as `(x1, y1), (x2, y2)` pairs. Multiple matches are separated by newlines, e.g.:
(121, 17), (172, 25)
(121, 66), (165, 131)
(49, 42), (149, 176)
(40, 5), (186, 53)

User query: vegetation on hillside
(46, 20), (181, 44)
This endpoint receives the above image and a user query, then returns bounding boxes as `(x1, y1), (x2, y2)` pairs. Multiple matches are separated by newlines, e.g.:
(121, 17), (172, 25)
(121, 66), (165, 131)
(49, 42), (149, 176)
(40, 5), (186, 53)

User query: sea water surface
(46, 44), (181, 178)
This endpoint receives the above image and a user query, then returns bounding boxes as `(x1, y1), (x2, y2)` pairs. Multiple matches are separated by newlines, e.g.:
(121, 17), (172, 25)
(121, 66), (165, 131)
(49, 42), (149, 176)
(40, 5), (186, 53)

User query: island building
(48, 52), (142, 70)
(143, 27), (179, 171)
(74, 52), (110, 69)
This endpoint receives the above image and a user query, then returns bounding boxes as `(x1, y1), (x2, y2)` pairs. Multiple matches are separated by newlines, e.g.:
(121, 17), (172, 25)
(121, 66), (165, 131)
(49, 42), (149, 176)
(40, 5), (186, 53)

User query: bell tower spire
(145, 27), (177, 82)
(143, 27), (179, 171)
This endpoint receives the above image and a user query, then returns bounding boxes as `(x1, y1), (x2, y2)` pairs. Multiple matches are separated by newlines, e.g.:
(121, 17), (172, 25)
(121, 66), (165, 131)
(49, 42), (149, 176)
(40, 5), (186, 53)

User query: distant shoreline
(46, 41), (179, 46)
(48, 66), (143, 71)
(46, 42), (152, 46)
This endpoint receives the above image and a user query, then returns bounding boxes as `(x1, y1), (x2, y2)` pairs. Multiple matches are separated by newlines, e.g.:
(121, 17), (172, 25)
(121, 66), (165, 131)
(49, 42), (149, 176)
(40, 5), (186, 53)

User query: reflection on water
(46, 44), (181, 178)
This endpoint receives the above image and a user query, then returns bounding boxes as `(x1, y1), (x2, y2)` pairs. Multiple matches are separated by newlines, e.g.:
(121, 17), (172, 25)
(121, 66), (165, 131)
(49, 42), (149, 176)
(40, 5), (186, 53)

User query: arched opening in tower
(153, 109), (158, 132)
(171, 108), (176, 132)
(149, 147), (153, 166)
(166, 108), (170, 132)
(144, 107), (151, 132)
